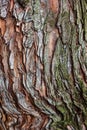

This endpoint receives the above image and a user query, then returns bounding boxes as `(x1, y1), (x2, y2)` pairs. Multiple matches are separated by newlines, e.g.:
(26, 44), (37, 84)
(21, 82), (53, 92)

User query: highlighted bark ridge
(0, 0), (87, 130)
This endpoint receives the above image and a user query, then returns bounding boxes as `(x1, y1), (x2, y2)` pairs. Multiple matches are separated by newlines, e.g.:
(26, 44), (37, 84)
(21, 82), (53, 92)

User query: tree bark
(0, 0), (87, 130)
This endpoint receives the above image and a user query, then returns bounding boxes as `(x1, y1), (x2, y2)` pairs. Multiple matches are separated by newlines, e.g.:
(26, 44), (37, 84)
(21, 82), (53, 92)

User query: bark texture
(0, 0), (87, 130)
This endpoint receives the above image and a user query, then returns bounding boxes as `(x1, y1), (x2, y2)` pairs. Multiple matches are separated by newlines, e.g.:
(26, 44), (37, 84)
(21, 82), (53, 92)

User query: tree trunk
(0, 0), (87, 130)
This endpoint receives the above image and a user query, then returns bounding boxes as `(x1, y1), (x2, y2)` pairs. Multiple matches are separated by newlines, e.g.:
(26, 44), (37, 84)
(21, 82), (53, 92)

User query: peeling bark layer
(0, 0), (87, 130)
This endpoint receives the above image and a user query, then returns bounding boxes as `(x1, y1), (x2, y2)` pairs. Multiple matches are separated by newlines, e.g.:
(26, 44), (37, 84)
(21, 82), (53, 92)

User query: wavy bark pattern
(0, 0), (87, 130)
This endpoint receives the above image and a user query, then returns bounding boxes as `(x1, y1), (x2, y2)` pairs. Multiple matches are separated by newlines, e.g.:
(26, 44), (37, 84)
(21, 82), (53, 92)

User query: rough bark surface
(0, 0), (87, 130)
